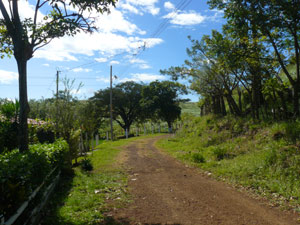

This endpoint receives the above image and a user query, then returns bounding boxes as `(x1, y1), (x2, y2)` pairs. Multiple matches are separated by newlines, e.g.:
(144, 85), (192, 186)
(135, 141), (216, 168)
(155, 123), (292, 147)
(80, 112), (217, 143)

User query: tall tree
(91, 81), (144, 134)
(208, 0), (300, 116)
(141, 81), (188, 132)
(0, 0), (116, 151)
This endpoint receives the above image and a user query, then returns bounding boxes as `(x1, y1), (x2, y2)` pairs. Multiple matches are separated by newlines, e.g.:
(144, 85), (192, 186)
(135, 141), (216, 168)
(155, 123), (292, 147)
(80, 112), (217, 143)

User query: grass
(179, 102), (199, 116)
(157, 115), (300, 211)
(41, 135), (159, 225)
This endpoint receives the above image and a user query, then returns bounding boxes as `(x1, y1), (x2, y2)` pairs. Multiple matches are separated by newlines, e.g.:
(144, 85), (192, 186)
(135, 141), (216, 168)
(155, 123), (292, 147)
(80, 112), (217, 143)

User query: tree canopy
(91, 81), (144, 133)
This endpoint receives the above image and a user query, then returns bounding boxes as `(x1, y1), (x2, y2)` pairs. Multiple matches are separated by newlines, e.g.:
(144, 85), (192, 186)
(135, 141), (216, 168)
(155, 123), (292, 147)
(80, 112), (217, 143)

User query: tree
(0, 0), (117, 151)
(91, 81), (144, 134)
(141, 81), (188, 132)
(208, 0), (300, 116)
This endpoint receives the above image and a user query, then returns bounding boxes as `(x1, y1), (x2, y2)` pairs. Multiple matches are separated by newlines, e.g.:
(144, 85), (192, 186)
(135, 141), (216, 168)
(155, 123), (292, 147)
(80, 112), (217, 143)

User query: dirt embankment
(105, 136), (299, 225)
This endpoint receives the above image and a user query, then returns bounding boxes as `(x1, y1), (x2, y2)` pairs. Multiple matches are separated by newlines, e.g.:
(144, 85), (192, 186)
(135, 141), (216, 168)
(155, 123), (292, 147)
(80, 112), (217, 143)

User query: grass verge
(156, 114), (300, 212)
(41, 135), (157, 225)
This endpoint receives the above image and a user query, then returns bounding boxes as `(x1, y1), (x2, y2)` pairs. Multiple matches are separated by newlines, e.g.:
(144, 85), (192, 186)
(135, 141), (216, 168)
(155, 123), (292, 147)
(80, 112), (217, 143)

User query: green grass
(156, 115), (300, 211)
(41, 135), (159, 225)
(179, 102), (200, 116)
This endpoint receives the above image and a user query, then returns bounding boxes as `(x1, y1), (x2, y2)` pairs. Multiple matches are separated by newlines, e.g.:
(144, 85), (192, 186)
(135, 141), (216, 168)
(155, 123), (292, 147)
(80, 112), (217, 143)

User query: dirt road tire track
(106, 135), (299, 225)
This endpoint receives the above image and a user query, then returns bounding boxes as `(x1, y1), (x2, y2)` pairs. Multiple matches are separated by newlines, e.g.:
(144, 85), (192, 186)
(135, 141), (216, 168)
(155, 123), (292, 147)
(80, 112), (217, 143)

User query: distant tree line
(161, 0), (300, 120)
(24, 80), (187, 140)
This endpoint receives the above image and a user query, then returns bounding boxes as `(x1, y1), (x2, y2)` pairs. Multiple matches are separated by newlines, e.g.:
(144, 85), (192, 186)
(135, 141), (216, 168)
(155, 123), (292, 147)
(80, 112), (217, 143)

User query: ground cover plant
(157, 114), (300, 211)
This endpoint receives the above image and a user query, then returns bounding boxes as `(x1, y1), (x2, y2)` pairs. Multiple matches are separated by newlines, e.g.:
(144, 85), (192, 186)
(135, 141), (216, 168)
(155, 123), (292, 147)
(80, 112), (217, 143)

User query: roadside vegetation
(41, 135), (161, 225)
(157, 114), (300, 211)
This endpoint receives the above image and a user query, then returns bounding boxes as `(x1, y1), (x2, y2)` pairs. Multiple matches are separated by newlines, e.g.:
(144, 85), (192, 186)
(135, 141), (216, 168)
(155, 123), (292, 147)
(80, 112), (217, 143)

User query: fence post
(106, 131), (109, 141)
(144, 124), (146, 135)
(96, 134), (99, 146)
(158, 124), (161, 133)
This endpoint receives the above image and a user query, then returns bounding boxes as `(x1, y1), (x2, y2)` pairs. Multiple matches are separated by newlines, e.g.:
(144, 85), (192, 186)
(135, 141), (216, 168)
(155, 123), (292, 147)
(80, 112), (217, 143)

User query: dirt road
(106, 136), (299, 225)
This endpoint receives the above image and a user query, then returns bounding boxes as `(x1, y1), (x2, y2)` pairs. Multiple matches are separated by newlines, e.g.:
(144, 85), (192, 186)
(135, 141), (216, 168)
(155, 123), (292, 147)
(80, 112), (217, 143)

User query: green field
(179, 102), (199, 116)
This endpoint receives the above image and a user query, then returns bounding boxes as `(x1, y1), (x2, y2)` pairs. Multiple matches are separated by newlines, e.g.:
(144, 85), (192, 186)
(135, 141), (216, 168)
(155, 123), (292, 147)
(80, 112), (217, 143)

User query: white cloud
(42, 63), (50, 67)
(72, 68), (92, 73)
(164, 2), (175, 11)
(122, 0), (160, 16)
(96, 76), (110, 83)
(1, 1), (164, 65)
(35, 33), (163, 61)
(129, 58), (146, 64)
(128, 58), (151, 69)
(95, 57), (108, 63)
(110, 61), (120, 65)
(96, 9), (145, 35)
(118, 73), (165, 83)
(119, 3), (142, 15)
(139, 64), (151, 69)
(0, 70), (18, 84)
(163, 10), (206, 26)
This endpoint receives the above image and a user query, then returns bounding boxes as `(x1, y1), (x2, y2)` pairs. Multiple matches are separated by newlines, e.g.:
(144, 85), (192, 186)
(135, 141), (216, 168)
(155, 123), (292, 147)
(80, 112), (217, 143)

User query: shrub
(0, 121), (18, 153)
(212, 146), (228, 161)
(192, 152), (205, 163)
(284, 121), (300, 143)
(80, 158), (93, 171)
(0, 139), (68, 218)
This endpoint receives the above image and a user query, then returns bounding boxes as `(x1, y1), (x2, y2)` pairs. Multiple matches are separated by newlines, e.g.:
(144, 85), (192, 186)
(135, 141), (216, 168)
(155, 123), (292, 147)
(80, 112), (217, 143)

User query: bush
(29, 121), (55, 144)
(0, 139), (69, 218)
(192, 152), (205, 163)
(80, 158), (93, 171)
(284, 121), (300, 143)
(212, 146), (228, 161)
(0, 121), (18, 153)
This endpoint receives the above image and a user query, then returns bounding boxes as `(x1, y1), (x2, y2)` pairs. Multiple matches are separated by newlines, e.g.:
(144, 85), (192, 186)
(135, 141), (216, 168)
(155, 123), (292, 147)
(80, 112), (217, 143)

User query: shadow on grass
(101, 216), (181, 225)
(39, 168), (76, 225)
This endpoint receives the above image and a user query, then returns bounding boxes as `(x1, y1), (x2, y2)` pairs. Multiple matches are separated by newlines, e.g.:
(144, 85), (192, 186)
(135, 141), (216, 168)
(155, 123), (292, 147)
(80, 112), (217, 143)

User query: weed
(192, 152), (205, 163)
(212, 146), (228, 161)
(80, 158), (93, 171)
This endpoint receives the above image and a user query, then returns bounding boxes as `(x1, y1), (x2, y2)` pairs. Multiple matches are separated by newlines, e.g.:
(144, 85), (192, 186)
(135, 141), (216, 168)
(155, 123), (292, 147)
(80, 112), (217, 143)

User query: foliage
(80, 158), (93, 171)
(0, 139), (68, 218)
(157, 115), (300, 210)
(161, 0), (300, 120)
(192, 152), (205, 163)
(0, 0), (117, 151)
(141, 81), (188, 130)
(91, 81), (144, 133)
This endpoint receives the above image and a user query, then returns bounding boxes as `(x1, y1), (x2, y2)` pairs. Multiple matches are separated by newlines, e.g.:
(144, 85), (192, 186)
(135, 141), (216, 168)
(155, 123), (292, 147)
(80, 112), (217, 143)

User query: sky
(0, 0), (225, 102)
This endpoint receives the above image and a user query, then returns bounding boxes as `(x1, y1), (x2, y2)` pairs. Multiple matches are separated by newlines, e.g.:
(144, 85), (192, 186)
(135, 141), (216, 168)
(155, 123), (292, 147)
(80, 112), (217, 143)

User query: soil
(104, 135), (300, 225)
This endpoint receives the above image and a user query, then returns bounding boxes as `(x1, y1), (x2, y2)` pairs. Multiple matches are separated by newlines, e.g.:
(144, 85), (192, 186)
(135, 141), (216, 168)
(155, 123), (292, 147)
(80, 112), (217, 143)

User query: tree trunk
(237, 87), (242, 113)
(16, 58), (29, 152)
(293, 83), (300, 117)
(221, 96), (226, 116)
(167, 121), (172, 133)
(225, 94), (241, 116)
(277, 91), (288, 119)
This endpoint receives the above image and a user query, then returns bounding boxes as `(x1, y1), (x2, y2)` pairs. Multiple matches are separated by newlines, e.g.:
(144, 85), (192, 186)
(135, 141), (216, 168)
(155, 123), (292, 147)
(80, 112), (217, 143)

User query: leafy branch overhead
(0, 0), (116, 59)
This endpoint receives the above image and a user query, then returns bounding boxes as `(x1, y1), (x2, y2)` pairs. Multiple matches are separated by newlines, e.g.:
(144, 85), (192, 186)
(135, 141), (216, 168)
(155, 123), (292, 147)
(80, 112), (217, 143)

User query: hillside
(180, 102), (199, 116)
(157, 114), (300, 212)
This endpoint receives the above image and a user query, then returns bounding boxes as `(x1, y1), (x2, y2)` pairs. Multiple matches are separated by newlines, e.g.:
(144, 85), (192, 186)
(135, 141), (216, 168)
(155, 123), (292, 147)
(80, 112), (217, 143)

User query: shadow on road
(101, 216), (181, 225)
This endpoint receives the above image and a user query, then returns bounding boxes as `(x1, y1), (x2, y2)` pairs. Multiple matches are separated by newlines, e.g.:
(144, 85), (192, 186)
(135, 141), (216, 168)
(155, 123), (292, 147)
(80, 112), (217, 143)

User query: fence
(1, 167), (61, 225)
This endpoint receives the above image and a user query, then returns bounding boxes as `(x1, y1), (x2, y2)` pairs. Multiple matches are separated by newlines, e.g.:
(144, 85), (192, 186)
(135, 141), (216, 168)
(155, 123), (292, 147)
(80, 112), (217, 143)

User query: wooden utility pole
(56, 70), (60, 137)
(110, 65), (113, 141)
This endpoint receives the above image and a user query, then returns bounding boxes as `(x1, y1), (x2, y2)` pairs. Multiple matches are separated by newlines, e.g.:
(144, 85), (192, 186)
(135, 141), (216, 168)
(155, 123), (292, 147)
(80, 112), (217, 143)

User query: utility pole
(110, 65), (113, 141)
(56, 69), (60, 137)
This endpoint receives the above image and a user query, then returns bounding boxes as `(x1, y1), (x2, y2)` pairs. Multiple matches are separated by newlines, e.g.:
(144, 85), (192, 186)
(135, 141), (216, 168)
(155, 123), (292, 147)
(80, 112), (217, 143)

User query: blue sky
(0, 0), (225, 102)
